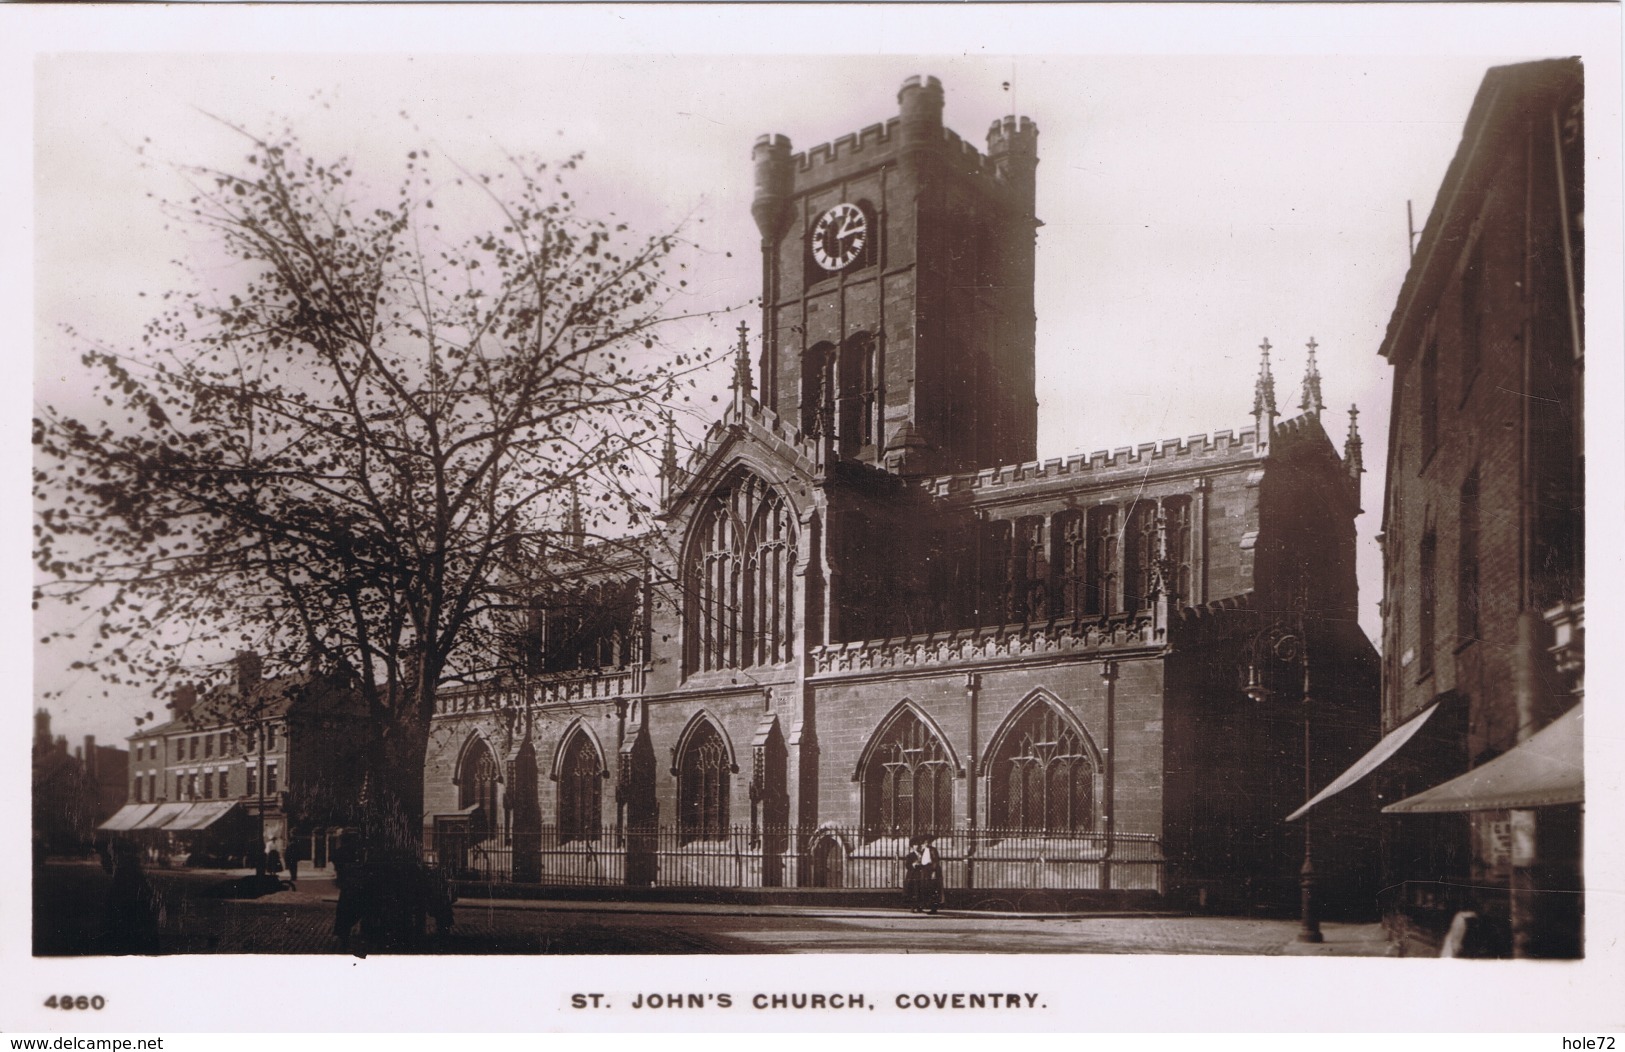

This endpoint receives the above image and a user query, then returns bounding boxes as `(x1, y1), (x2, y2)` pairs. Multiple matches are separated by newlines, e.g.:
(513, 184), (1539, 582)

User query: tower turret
(750, 133), (793, 243)
(897, 75), (945, 151)
(986, 114), (1040, 196)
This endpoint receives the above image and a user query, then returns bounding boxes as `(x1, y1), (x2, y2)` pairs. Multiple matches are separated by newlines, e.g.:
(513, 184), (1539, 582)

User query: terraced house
(422, 76), (1382, 911)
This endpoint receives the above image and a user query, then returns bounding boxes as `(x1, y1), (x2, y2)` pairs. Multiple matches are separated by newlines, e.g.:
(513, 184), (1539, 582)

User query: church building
(421, 76), (1381, 911)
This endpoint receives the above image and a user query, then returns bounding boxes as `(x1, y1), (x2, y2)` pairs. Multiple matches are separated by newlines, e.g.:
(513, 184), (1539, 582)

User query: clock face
(810, 202), (869, 272)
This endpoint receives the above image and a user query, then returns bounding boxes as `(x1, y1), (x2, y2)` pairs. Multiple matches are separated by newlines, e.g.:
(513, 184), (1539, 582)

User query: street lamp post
(1244, 600), (1323, 944)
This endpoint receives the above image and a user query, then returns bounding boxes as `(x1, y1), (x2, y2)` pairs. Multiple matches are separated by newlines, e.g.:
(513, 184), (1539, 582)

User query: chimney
(171, 683), (198, 717)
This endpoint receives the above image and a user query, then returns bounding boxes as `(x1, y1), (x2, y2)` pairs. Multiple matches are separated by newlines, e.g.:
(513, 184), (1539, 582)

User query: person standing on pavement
(901, 835), (942, 914)
(285, 835), (302, 890)
(265, 840), (283, 888)
(331, 829), (365, 948)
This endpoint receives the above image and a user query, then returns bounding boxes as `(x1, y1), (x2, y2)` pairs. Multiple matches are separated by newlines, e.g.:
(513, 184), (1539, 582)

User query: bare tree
(34, 115), (715, 856)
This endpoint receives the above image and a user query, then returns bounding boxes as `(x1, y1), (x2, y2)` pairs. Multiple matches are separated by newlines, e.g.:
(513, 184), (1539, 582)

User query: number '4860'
(45, 995), (106, 1010)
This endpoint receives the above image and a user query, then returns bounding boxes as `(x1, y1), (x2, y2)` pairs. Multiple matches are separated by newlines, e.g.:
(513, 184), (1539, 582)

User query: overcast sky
(17, 15), (1601, 753)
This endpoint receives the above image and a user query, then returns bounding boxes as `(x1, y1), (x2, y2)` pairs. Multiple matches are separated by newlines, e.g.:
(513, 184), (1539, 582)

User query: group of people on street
(902, 834), (943, 914)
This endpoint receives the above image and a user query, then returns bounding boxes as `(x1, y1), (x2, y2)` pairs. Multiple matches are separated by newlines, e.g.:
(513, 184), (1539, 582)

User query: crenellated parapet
(811, 612), (1163, 677)
(433, 666), (643, 719)
(917, 425), (1262, 499)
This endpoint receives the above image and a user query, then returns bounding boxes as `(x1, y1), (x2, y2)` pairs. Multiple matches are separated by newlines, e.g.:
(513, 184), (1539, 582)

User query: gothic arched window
(1053, 510), (1087, 618)
(678, 722), (731, 842)
(990, 703), (1096, 833)
(684, 472), (797, 673)
(837, 332), (878, 456)
(1086, 505), (1118, 616)
(861, 709), (954, 838)
(458, 739), (501, 834)
(1123, 501), (1157, 612)
(801, 342), (835, 437)
(557, 731), (603, 843)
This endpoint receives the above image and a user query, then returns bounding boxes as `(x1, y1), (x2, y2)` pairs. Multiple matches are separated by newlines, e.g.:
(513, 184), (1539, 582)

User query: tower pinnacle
(1344, 403), (1365, 481)
(1300, 336), (1325, 416)
(732, 320), (754, 404)
(1253, 338), (1278, 445)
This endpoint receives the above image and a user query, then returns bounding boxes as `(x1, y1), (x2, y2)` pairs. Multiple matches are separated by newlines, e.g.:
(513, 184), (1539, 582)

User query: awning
(1384, 703), (1583, 814)
(163, 801), (241, 831)
(132, 802), (193, 830)
(98, 803), (158, 832)
(1286, 702), (1440, 821)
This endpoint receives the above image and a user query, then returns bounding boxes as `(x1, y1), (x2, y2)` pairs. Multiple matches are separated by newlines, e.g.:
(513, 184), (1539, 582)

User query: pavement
(35, 860), (1399, 956)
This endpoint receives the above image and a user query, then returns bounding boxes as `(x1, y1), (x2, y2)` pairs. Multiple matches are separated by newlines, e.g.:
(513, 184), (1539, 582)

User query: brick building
(32, 709), (127, 856)
(104, 659), (368, 870)
(1374, 58), (1584, 956)
(422, 76), (1381, 910)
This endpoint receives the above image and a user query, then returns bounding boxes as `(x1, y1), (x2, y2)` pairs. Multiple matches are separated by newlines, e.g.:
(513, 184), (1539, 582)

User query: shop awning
(1286, 702), (1440, 822)
(132, 802), (193, 830)
(98, 803), (158, 832)
(163, 801), (241, 831)
(1383, 703), (1583, 814)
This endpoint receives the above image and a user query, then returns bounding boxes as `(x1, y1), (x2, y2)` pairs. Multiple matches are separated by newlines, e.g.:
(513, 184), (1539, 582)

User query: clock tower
(750, 76), (1040, 476)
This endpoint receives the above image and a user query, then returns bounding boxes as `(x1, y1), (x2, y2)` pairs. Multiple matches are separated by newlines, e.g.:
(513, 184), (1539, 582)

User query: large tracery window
(678, 722), (731, 842)
(990, 703), (1096, 833)
(862, 709), (954, 839)
(557, 731), (603, 843)
(684, 473), (797, 673)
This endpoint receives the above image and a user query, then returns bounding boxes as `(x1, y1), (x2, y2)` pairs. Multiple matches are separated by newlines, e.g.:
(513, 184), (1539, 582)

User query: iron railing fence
(428, 825), (1163, 894)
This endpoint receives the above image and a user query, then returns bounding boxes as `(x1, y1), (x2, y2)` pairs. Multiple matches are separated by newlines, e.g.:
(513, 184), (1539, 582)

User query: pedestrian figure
(102, 839), (160, 954)
(331, 830), (365, 949)
(901, 835), (944, 914)
(285, 836), (301, 890)
(265, 841), (283, 887)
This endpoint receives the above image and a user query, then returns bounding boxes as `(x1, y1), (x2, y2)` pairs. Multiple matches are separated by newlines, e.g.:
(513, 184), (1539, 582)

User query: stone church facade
(422, 77), (1381, 910)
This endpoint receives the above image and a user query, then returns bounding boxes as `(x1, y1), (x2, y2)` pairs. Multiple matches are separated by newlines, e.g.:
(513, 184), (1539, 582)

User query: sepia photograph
(12, 1), (1620, 1036)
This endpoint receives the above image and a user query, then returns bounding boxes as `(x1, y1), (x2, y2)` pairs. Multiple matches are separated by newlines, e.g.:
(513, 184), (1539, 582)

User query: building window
(203, 771), (214, 799)
(205, 733), (214, 758)
(266, 725), (277, 751)
(801, 342), (835, 437)
(1123, 501), (1157, 612)
(861, 708), (954, 839)
(457, 740), (500, 829)
(1053, 510), (1088, 619)
(1419, 528), (1437, 677)
(1164, 496), (1194, 606)
(1458, 469), (1480, 641)
(979, 519), (1013, 624)
(146, 772), (155, 802)
(218, 767), (230, 798)
(189, 737), (198, 760)
(989, 702), (1096, 833)
(557, 731), (603, 843)
(1460, 240), (1483, 395)
(1014, 516), (1048, 622)
(1420, 334), (1439, 463)
(837, 332), (878, 456)
(189, 773), (199, 799)
(265, 762), (279, 795)
(683, 472), (797, 673)
(1086, 506), (1118, 615)
(246, 763), (258, 797)
(677, 722), (731, 842)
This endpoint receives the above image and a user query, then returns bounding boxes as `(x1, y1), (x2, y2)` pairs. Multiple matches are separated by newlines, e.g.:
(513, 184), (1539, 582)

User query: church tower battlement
(751, 76), (1041, 478)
